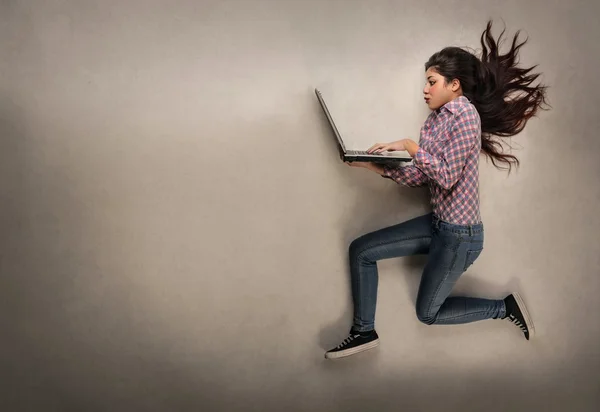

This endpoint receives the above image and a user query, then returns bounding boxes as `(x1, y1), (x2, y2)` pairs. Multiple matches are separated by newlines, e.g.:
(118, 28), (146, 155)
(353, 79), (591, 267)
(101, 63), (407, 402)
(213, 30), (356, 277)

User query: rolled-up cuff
(413, 147), (429, 165)
(381, 164), (395, 179)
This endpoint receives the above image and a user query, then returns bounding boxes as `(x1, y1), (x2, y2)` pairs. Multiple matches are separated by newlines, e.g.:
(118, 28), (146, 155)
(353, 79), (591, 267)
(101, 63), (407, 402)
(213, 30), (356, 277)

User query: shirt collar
(437, 95), (471, 115)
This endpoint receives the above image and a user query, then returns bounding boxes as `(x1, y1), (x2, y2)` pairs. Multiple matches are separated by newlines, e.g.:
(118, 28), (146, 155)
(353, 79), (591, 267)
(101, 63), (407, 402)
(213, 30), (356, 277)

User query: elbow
(406, 181), (423, 188)
(439, 177), (457, 190)
(436, 169), (460, 190)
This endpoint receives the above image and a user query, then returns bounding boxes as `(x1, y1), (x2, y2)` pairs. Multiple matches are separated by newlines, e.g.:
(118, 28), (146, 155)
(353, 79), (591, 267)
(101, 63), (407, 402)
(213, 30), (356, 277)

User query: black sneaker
(324, 329), (379, 359)
(503, 292), (535, 340)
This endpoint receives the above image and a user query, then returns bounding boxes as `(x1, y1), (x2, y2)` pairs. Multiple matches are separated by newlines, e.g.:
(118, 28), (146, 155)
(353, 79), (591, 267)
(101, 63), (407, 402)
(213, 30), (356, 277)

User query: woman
(325, 20), (549, 360)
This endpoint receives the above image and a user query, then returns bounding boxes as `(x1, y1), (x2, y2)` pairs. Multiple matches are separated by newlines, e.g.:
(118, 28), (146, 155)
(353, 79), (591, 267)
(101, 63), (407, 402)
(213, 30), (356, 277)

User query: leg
(350, 213), (434, 332)
(415, 225), (505, 325)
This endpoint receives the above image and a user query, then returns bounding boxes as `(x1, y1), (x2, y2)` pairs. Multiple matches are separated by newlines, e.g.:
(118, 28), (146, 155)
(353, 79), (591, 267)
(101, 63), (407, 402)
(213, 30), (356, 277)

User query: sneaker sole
(513, 292), (536, 339)
(324, 339), (380, 360)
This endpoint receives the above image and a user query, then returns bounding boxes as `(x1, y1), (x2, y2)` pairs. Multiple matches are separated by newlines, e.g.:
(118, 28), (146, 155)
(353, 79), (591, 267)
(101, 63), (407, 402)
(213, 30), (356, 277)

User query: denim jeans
(349, 212), (506, 332)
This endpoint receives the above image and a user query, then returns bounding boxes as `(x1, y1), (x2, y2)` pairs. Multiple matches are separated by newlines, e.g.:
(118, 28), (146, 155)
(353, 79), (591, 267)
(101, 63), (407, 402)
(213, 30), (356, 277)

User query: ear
(450, 78), (461, 92)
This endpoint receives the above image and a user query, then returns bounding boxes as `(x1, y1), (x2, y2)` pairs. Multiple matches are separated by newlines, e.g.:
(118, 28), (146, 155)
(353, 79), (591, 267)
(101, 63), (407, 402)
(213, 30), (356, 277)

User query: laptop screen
(315, 89), (347, 153)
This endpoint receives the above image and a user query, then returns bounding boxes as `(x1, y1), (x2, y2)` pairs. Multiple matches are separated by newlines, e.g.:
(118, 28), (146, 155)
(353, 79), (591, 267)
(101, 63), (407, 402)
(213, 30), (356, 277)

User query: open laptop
(315, 88), (412, 164)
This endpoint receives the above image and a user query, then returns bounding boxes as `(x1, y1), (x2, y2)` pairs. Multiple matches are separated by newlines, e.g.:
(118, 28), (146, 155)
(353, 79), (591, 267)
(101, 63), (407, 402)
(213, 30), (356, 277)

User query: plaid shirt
(383, 96), (482, 225)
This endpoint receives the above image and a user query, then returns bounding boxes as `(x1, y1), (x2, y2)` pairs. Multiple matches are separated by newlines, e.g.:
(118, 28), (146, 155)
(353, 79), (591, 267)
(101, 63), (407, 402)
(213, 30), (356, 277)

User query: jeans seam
(437, 309), (499, 322)
(424, 240), (461, 322)
(353, 235), (432, 261)
(352, 234), (432, 329)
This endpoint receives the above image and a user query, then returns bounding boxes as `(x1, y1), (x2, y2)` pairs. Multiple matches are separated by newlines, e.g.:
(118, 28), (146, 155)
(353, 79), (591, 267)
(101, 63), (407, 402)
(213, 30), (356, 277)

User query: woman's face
(423, 68), (460, 110)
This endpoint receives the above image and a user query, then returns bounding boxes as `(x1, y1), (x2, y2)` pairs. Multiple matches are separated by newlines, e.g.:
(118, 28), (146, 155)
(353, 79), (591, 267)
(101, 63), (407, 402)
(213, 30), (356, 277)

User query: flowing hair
(425, 20), (550, 173)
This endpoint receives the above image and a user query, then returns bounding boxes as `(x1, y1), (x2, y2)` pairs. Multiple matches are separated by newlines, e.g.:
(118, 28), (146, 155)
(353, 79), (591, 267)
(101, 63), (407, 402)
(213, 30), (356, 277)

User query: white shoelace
(336, 334), (359, 349)
(508, 314), (527, 332)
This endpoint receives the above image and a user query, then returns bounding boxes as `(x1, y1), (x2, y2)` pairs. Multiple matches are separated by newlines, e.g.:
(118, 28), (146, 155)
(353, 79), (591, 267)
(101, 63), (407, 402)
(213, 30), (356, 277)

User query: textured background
(1, 0), (599, 411)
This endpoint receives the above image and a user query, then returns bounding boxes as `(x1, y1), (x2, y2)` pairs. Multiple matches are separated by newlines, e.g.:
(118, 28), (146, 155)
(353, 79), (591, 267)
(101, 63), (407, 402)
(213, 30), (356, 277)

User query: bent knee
(349, 238), (360, 256)
(349, 238), (370, 262)
(416, 306), (436, 325)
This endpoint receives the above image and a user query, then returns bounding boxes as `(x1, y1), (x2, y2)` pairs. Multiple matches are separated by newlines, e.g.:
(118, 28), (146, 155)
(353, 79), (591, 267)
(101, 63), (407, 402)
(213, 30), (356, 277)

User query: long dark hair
(425, 20), (550, 172)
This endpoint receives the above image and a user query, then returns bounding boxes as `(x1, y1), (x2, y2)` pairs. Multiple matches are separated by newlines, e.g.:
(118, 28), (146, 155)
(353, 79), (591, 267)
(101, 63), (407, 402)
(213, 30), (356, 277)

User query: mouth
(424, 98), (430, 103)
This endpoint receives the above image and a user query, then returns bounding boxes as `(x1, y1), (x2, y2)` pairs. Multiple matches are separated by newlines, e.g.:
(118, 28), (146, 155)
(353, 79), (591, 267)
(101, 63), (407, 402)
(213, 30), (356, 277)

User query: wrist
(404, 139), (420, 157)
(368, 163), (385, 175)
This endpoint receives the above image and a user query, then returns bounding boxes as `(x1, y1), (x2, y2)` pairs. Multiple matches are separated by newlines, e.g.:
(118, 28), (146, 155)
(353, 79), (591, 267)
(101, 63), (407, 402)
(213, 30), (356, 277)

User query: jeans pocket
(464, 248), (483, 271)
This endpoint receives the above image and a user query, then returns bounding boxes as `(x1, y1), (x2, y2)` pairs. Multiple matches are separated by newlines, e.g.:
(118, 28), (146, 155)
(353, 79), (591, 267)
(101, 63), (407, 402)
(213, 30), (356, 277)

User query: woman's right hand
(367, 139), (408, 154)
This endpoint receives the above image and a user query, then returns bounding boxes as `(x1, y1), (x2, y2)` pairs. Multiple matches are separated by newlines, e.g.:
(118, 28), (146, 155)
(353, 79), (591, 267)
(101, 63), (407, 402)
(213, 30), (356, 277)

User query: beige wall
(1, 1), (599, 411)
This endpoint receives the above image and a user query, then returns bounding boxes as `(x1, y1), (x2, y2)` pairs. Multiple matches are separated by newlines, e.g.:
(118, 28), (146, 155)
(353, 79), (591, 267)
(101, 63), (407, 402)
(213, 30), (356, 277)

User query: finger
(368, 144), (384, 153)
(368, 144), (386, 153)
(374, 144), (389, 153)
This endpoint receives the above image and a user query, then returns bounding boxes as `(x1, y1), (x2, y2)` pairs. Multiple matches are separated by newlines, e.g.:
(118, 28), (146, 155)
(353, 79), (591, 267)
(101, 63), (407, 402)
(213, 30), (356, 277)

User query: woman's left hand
(345, 161), (371, 168)
(345, 161), (385, 175)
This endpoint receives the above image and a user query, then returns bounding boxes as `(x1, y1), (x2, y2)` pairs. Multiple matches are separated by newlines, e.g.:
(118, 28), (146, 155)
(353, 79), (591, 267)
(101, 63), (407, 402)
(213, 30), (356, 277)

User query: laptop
(315, 88), (412, 164)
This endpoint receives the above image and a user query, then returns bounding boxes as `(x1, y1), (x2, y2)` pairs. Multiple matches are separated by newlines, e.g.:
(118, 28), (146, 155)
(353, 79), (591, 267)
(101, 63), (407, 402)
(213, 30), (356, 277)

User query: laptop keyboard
(347, 150), (381, 155)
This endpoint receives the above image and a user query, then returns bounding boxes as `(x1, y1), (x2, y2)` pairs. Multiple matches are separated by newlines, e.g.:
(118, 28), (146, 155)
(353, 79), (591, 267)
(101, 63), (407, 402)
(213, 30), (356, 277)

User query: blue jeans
(350, 212), (506, 332)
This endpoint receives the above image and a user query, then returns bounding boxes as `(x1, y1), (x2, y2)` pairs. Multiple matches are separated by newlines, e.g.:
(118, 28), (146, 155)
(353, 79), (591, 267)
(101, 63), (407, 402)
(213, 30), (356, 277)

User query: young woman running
(325, 20), (549, 360)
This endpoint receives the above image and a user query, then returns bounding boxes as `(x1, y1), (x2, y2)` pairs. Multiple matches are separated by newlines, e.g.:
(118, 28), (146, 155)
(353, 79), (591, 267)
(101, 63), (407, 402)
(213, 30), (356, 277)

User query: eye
(429, 81), (435, 86)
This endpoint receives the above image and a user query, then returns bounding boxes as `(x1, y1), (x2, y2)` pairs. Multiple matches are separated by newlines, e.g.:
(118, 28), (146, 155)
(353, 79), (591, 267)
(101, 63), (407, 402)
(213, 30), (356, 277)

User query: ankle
(500, 298), (508, 319)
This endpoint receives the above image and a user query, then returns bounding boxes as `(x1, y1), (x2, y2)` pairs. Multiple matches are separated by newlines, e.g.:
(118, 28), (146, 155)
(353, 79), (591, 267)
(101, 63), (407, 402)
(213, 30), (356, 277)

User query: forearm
(382, 164), (429, 187)
(403, 139), (420, 157)
(366, 163), (386, 175)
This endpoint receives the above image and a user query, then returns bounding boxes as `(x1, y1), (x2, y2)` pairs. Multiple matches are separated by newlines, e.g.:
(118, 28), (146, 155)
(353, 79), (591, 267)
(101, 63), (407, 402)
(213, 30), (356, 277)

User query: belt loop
(469, 225), (473, 236)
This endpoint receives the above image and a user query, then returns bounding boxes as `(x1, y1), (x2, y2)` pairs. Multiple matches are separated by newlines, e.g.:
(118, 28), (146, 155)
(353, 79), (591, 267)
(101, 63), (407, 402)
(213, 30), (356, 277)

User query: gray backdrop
(1, 0), (599, 411)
